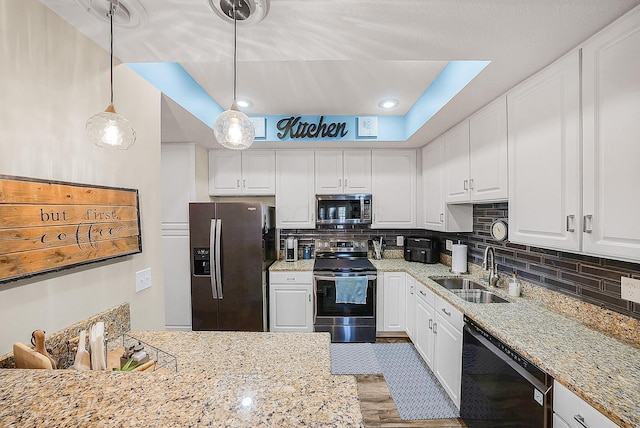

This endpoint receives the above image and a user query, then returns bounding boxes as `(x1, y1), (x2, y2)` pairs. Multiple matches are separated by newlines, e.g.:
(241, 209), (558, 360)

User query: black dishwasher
(460, 316), (553, 428)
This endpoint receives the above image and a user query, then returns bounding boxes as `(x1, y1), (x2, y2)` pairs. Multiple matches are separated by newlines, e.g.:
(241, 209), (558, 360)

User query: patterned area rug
(331, 342), (460, 421)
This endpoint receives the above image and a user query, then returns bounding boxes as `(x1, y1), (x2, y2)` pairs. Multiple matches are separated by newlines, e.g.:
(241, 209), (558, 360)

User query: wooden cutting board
(13, 342), (53, 369)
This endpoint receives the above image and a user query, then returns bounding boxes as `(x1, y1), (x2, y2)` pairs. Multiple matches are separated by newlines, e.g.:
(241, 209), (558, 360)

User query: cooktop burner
(313, 239), (376, 273)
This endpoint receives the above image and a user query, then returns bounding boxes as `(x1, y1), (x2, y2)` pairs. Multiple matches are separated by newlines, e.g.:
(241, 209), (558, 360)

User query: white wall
(0, 0), (165, 353)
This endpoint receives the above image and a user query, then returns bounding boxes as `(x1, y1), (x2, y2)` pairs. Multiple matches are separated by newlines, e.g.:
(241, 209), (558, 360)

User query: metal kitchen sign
(0, 175), (141, 284)
(276, 116), (349, 140)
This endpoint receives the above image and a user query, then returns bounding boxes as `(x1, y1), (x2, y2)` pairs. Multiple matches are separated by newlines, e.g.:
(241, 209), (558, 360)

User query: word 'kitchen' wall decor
(0, 175), (142, 284)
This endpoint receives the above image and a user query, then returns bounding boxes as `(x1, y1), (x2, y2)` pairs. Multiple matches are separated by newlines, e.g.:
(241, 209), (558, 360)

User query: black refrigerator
(189, 202), (276, 331)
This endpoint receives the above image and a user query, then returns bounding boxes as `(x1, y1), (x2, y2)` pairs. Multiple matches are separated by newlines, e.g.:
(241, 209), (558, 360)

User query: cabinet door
(433, 314), (463, 408)
(269, 284), (313, 332)
(444, 120), (471, 203)
(507, 51), (581, 251)
(242, 150), (275, 195)
(469, 95), (508, 202)
(582, 7), (640, 261)
(372, 150), (417, 228)
(414, 295), (435, 369)
(405, 275), (416, 340)
(315, 150), (343, 194)
(343, 150), (372, 193)
(382, 272), (406, 331)
(421, 138), (446, 231)
(276, 151), (315, 229)
(208, 151), (242, 195)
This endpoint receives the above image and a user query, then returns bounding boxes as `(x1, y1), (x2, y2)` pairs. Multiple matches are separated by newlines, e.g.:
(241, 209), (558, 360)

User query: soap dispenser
(508, 272), (521, 297)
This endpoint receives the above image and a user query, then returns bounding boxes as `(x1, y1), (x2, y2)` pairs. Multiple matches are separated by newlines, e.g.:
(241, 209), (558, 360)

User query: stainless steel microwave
(316, 194), (372, 227)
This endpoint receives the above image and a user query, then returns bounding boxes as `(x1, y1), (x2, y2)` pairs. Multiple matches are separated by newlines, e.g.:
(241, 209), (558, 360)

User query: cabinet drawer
(434, 294), (463, 331)
(270, 271), (313, 284)
(553, 381), (617, 428)
(415, 282), (434, 307)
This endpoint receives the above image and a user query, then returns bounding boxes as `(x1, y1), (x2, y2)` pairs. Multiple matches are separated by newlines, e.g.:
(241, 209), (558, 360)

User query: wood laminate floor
(355, 337), (466, 428)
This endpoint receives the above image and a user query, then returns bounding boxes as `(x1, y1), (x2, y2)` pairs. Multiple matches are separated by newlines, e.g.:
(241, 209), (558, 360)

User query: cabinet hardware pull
(419, 290), (426, 297)
(236, 179), (240, 188)
(308, 293), (311, 302)
(463, 179), (468, 190)
(344, 179), (348, 188)
(433, 322), (438, 334)
(410, 285), (414, 294)
(287, 277), (295, 281)
(583, 214), (593, 233)
(469, 178), (474, 190)
(573, 414), (589, 428)
(429, 319), (433, 330)
(338, 179), (342, 188)
(440, 213), (444, 222)
(566, 214), (575, 232)
(243, 179), (246, 188)
(441, 308), (451, 316)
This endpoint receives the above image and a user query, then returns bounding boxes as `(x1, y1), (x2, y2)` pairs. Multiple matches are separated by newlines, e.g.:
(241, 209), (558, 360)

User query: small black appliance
(403, 237), (440, 264)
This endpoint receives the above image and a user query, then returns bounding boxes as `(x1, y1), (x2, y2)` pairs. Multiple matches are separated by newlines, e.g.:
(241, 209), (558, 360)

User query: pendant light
(213, 0), (255, 150)
(85, 0), (136, 149)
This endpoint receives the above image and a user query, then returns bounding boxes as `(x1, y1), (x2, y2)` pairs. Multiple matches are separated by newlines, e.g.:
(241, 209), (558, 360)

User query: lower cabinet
(269, 272), (314, 332)
(382, 272), (406, 332)
(553, 381), (618, 428)
(405, 275), (416, 340)
(411, 282), (463, 409)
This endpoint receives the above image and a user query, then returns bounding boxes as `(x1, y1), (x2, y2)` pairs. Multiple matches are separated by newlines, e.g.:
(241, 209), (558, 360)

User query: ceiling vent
(207, 0), (270, 25)
(75, 0), (148, 28)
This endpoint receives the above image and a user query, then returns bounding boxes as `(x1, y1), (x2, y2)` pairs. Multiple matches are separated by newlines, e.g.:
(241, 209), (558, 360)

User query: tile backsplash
(281, 202), (640, 320)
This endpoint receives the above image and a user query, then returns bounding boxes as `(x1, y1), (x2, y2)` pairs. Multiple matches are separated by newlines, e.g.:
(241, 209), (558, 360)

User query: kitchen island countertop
(270, 258), (639, 427)
(0, 331), (362, 427)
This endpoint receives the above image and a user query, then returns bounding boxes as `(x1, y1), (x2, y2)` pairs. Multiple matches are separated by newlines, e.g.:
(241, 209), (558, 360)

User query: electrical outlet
(136, 268), (152, 292)
(446, 240), (453, 251)
(396, 236), (404, 246)
(621, 277), (640, 303)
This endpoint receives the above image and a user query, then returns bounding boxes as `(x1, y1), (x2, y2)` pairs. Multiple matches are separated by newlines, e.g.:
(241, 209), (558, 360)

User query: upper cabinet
(315, 150), (372, 194)
(276, 150), (315, 229)
(581, 6), (640, 261)
(507, 51), (582, 252)
(419, 137), (472, 232)
(208, 150), (275, 196)
(444, 96), (509, 204)
(371, 150), (417, 228)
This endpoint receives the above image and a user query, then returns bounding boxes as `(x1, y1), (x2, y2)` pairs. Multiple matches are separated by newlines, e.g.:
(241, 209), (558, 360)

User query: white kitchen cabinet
(208, 150), (275, 196)
(269, 272), (314, 332)
(507, 50), (581, 252)
(432, 294), (463, 408)
(371, 150), (417, 228)
(420, 137), (472, 232)
(275, 150), (315, 229)
(315, 150), (371, 194)
(413, 281), (435, 368)
(553, 381), (618, 428)
(445, 96), (508, 204)
(405, 274), (416, 340)
(581, 6), (640, 262)
(382, 272), (406, 332)
(161, 143), (209, 331)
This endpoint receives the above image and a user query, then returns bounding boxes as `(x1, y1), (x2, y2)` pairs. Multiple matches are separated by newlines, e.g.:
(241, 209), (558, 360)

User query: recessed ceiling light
(236, 99), (253, 109)
(379, 99), (399, 109)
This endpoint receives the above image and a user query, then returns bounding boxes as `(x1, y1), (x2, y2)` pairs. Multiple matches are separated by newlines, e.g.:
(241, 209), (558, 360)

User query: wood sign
(0, 175), (142, 284)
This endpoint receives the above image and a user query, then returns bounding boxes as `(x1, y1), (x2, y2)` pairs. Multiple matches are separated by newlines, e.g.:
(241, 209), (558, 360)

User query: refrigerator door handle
(215, 219), (223, 299)
(209, 219), (219, 299)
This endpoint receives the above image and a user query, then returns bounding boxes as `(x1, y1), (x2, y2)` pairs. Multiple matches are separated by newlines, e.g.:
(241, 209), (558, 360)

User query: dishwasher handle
(464, 324), (552, 396)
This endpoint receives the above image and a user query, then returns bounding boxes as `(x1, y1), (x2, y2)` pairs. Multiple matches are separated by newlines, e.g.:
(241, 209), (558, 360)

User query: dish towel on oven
(335, 276), (368, 304)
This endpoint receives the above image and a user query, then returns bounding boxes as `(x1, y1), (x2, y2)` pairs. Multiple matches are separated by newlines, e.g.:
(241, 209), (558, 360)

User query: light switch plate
(446, 240), (453, 251)
(136, 268), (152, 292)
(621, 277), (640, 303)
(396, 236), (404, 246)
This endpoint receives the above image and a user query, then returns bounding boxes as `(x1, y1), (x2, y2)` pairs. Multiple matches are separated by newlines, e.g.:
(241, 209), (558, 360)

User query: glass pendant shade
(86, 103), (136, 149)
(214, 101), (255, 150)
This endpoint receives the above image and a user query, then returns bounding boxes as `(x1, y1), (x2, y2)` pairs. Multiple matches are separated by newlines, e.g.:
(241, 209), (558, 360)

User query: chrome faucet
(483, 246), (499, 287)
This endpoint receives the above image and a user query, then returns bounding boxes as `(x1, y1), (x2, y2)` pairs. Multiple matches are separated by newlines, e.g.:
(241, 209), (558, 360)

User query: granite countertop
(0, 332), (362, 427)
(270, 258), (639, 427)
(270, 259), (315, 271)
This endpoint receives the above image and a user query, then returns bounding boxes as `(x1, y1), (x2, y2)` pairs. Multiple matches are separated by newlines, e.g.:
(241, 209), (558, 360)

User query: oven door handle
(313, 277), (317, 325)
(464, 324), (552, 395)
(313, 275), (377, 281)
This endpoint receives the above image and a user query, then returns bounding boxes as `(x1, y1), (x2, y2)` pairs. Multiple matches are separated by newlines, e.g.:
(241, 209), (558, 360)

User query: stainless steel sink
(451, 289), (509, 304)
(430, 277), (486, 290)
